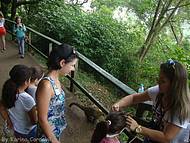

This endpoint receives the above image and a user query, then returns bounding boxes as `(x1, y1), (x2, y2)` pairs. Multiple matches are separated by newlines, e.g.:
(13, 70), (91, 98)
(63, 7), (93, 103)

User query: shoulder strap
(42, 77), (59, 95)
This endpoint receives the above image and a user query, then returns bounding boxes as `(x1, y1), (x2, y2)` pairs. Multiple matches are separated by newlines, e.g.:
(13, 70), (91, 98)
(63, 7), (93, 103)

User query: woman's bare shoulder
(39, 78), (51, 87)
(37, 79), (53, 93)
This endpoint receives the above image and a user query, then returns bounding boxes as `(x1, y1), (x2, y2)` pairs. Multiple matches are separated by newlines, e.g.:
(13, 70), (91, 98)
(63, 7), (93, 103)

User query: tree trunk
(139, 0), (185, 62)
(1, 0), (41, 20)
(11, 0), (17, 20)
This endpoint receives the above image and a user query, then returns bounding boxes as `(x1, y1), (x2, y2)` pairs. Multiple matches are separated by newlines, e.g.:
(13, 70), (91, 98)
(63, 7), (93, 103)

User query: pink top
(100, 137), (120, 143)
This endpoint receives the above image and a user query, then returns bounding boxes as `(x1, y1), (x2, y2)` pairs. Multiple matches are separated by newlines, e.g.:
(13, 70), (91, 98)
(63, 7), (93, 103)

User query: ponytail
(2, 64), (31, 109)
(2, 79), (18, 109)
(91, 121), (108, 143)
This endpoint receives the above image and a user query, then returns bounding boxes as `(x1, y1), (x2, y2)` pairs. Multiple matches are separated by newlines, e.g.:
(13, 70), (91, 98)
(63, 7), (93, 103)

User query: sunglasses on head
(166, 59), (175, 70)
(65, 48), (77, 62)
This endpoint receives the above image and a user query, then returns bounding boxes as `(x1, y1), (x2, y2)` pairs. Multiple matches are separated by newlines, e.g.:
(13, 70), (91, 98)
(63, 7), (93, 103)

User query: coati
(69, 102), (104, 123)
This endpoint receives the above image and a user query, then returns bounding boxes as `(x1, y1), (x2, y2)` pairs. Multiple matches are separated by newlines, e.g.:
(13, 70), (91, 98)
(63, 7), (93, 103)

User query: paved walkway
(0, 39), (94, 143)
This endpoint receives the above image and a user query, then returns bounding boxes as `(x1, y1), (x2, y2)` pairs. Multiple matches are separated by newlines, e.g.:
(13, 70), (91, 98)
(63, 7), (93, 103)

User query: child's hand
(126, 116), (139, 131)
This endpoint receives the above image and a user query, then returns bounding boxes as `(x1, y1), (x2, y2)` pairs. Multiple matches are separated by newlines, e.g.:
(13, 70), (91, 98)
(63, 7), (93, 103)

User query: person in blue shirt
(13, 16), (26, 58)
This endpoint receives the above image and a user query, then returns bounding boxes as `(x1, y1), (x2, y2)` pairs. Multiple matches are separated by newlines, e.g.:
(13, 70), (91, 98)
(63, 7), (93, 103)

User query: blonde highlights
(160, 61), (190, 123)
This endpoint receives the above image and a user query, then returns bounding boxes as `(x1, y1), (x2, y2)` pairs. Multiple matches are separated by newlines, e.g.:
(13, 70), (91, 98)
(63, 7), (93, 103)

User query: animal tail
(69, 102), (85, 111)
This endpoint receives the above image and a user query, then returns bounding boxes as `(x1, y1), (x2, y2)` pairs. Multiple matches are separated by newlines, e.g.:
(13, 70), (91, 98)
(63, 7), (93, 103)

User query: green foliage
(17, 0), (190, 89)
(92, 0), (128, 10)
(127, 0), (157, 20)
(168, 44), (190, 76)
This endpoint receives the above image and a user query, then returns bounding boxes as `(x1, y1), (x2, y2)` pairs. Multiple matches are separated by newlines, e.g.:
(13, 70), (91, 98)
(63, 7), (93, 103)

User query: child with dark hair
(91, 111), (127, 143)
(1, 64), (37, 142)
(36, 43), (78, 143)
(26, 66), (44, 101)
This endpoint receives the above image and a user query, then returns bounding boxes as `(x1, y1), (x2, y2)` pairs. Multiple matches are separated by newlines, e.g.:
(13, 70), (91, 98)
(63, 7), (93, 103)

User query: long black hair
(2, 65), (31, 109)
(91, 111), (127, 143)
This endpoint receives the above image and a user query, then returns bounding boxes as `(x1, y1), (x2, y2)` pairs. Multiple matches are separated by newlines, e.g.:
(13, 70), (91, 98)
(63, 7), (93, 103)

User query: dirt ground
(0, 39), (95, 143)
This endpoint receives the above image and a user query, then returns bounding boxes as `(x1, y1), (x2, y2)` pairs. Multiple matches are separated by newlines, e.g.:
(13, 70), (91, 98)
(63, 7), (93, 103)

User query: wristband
(135, 125), (142, 133)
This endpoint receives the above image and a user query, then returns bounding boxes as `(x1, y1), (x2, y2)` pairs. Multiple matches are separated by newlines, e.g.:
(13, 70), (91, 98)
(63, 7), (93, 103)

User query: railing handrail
(5, 19), (137, 114)
(78, 52), (137, 94)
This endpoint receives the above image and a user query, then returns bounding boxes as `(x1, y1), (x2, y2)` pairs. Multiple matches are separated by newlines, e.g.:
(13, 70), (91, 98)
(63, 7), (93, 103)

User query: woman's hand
(126, 116), (139, 131)
(51, 139), (60, 143)
(112, 103), (120, 111)
(50, 136), (61, 143)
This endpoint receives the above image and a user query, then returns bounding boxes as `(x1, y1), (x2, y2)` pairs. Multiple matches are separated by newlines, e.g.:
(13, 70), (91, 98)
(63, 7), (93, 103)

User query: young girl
(0, 11), (6, 52)
(112, 59), (190, 143)
(91, 111), (127, 143)
(36, 43), (78, 143)
(26, 66), (44, 102)
(13, 16), (26, 58)
(1, 64), (37, 142)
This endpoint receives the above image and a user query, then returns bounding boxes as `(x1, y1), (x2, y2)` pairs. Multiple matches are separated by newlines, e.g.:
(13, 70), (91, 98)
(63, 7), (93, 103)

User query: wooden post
(69, 71), (75, 92)
(69, 60), (78, 92)
(49, 43), (52, 56)
(12, 31), (14, 41)
(28, 31), (31, 44)
(27, 31), (31, 52)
